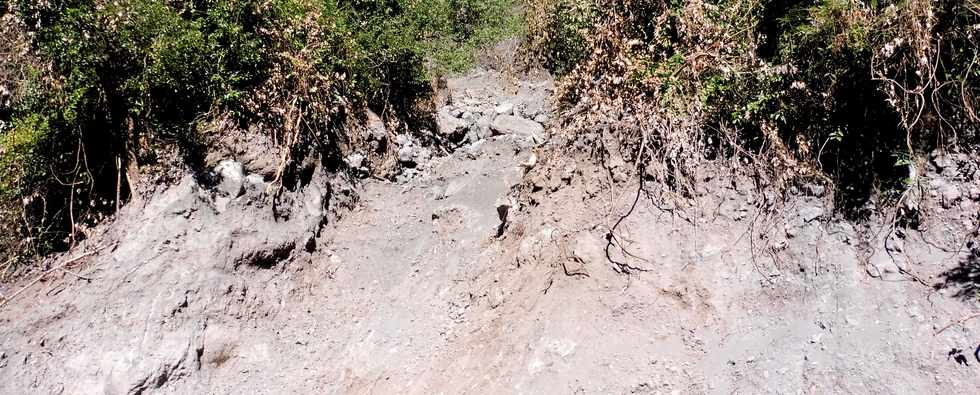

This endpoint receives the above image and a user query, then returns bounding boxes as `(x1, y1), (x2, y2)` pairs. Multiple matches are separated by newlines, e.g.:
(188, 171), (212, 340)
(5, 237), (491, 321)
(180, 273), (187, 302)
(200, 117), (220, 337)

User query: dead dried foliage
(535, 0), (979, 212)
(549, 0), (756, 197)
(873, 0), (980, 147)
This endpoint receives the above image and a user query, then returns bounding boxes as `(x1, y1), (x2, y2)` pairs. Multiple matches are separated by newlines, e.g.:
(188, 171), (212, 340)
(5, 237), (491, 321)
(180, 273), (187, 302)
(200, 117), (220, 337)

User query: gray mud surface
(2, 68), (979, 394)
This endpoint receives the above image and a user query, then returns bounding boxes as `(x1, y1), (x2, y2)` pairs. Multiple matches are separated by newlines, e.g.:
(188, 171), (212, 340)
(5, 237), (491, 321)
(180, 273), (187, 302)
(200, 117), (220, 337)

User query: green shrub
(0, 114), (51, 200)
(1, 0), (521, 265)
(534, 0), (979, 213)
(524, 0), (598, 76)
(702, 0), (905, 207)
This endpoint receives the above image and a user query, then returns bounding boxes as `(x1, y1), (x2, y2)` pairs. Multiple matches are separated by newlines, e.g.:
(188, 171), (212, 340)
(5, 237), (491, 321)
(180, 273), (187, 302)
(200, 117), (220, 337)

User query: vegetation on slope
(3, 0), (977, 268)
(527, 0), (979, 214)
(0, 0), (522, 266)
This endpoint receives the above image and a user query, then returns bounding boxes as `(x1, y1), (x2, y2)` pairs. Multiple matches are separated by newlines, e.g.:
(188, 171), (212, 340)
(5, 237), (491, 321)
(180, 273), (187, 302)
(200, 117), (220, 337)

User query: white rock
(346, 153), (365, 168)
(804, 183), (826, 197)
(520, 153), (538, 171)
(398, 146), (416, 164)
(494, 102), (515, 115)
(488, 286), (505, 309)
(969, 185), (980, 201)
(215, 160), (245, 197)
(491, 115), (544, 141)
(436, 108), (470, 142)
(246, 174), (264, 183)
(935, 180), (961, 208)
(799, 206), (824, 222)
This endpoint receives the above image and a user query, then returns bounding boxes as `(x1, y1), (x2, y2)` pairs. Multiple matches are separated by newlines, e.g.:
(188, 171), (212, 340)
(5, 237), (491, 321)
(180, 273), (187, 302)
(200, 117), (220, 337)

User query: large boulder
(436, 107), (471, 144)
(494, 102), (514, 115)
(490, 115), (544, 142)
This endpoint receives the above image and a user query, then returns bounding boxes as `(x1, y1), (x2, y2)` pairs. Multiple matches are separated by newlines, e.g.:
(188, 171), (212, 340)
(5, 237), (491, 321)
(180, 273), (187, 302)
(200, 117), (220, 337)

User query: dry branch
(0, 243), (113, 309)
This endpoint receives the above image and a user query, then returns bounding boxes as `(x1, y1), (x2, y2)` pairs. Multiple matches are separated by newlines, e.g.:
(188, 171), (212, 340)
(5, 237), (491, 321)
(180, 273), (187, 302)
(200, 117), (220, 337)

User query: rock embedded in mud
(799, 205), (824, 223)
(429, 184), (448, 201)
(215, 160), (246, 197)
(494, 196), (518, 237)
(968, 185), (980, 201)
(365, 109), (387, 141)
(784, 224), (799, 238)
(398, 146), (415, 163)
(494, 102), (514, 115)
(764, 191), (778, 206)
(245, 174), (266, 191)
(466, 116), (493, 144)
(612, 168), (629, 183)
(488, 286), (505, 309)
(346, 153), (365, 169)
(396, 135), (419, 165)
(397, 168), (419, 182)
(437, 108), (471, 143)
(495, 196), (513, 223)
(934, 180), (962, 208)
(929, 150), (957, 173)
(804, 183), (826, 197)
(417, 147), (433, 164)
(304, 184), (327, 217)
(490, 115), (544, 141)
(465, 140), (485, 156)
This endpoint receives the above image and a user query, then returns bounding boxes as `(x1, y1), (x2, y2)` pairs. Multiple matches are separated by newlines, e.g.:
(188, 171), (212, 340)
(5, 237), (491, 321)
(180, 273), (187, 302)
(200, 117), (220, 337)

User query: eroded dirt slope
(1, 67), (979, 394)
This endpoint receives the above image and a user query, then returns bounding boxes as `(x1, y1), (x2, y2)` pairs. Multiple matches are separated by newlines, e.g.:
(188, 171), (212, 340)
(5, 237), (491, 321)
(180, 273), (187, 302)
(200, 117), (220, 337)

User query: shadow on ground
(937, 241), (980, 300)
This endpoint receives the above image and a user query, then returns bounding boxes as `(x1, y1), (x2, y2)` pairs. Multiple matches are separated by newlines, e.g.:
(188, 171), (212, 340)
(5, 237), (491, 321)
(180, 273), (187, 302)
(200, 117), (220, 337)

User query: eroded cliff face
(1, 67), (979, 394)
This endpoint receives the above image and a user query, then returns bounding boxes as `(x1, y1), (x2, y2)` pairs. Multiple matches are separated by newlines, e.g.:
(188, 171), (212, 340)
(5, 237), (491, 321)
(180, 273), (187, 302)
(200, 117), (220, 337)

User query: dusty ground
(1, 67), (979, 394)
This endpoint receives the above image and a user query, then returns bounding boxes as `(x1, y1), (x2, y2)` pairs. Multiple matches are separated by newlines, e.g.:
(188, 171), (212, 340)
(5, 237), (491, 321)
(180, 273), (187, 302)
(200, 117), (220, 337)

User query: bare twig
(0, 243), (113, 309)
(59, 268), (92, 281)
(561, 255), (591, 278)
(0, 256), (16, 281)
(935, 312), (980, 335)
(0, 251), (96, 309)
(115, 156), (122, 213)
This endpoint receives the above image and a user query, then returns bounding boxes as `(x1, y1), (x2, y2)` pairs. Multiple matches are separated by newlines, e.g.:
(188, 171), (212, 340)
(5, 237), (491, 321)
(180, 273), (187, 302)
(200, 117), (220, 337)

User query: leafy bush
(0, 114), (51, 201)
(0, 0), (520, 265)
(532, 0), (979, 214)
(405, 0), (525, 73)
(714, 0), (908, 208)
(525, 0), (598, 75)
(712, 0), (980, 210)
